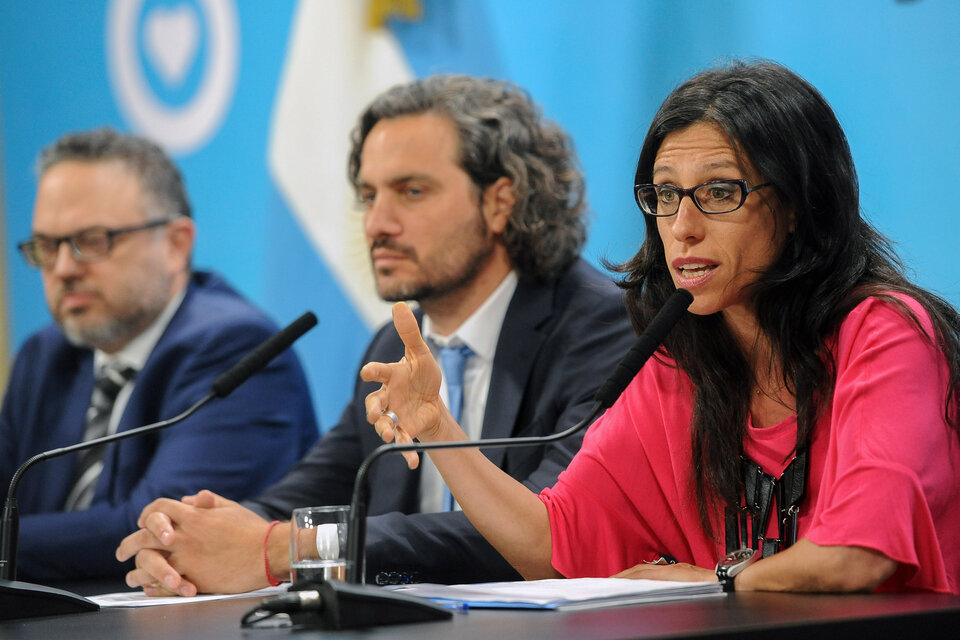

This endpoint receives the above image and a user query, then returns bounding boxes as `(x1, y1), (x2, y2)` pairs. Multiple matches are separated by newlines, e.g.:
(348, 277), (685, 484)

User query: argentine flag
(264, 0), (504, 428)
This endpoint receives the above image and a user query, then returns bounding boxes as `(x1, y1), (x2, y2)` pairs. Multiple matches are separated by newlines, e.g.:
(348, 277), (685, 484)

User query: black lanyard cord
(724, 450), (808, 556)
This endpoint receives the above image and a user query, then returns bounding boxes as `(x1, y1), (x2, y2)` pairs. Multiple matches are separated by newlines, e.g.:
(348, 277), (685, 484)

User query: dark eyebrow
(388, 174), (437, 187)
(30, 226), (105, 239)
(357, 174), (438, 190)
(653, 160), (741, 179)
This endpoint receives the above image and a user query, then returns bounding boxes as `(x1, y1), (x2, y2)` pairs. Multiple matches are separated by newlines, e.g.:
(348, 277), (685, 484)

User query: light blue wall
(2, 0), (958, 429)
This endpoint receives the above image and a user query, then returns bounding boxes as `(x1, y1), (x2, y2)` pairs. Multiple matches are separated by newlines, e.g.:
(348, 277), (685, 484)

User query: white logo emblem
(107, 0), (239, 155)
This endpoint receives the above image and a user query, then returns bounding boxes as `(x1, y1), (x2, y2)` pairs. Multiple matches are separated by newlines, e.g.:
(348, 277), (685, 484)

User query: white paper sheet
(90, 584), (288, 607)
(389, 577), (724, 610)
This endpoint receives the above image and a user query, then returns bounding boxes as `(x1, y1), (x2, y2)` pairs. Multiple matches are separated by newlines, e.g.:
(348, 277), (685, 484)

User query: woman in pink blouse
(362, 60), (960, 594)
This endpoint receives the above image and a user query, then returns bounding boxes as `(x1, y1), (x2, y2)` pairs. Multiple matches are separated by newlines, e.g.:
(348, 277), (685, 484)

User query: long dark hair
(614, 60), (960, 535)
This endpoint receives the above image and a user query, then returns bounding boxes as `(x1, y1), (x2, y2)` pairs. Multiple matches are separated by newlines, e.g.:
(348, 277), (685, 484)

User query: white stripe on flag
(268, 0), (414, 329)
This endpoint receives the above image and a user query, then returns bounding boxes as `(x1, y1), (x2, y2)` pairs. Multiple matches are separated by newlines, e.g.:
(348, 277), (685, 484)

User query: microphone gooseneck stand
(0, 395), (215, 619)
(0, 311), (318, 621)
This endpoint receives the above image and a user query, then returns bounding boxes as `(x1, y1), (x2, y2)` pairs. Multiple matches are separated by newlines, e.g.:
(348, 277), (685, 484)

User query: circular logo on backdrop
(106, 0), (239, 155)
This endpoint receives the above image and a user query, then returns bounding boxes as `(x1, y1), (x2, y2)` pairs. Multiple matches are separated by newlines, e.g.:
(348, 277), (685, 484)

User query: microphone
(241, 579), (455, 630)
(210, 312), (318, 398)
(593, 288), (694, 408)
(255, 289), (691, 630)
(0, 311), (318, 621)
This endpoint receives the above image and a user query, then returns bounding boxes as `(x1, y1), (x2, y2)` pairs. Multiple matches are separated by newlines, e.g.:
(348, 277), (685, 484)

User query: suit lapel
(481, 278), (553, 467)
(38, 350), (94, 510)
(100, 275), (200, 502)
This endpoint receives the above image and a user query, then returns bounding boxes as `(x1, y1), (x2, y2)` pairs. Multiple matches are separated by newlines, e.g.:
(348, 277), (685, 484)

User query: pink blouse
(541, 295), (959, 593)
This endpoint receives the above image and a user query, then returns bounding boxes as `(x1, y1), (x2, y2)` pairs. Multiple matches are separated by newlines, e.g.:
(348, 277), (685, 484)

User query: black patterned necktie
(63, 363), (137, 511)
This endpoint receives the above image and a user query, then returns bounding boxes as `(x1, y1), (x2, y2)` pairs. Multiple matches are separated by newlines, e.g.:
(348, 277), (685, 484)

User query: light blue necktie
(438, 343), (474, 511)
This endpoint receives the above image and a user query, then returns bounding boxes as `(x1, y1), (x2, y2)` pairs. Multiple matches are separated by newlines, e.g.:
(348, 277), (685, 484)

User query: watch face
(720, 548), (755, 565)
(716, 548), (756, 592)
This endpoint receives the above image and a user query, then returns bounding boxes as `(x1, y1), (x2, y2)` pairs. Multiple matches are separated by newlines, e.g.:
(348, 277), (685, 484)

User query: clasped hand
(115, 490), (272, 596)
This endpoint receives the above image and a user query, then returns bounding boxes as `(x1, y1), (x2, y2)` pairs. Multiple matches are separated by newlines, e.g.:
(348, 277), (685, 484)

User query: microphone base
(286, 579), (452, 630)
(0, 579), (99, 620)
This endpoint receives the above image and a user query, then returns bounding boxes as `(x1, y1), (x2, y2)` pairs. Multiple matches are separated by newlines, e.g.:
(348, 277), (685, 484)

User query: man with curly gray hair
(348, 74), (587, 286)
(118, 76), (634, 593)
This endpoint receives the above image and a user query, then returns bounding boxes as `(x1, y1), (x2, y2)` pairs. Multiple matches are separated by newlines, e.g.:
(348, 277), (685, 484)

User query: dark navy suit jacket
(245, 259), (636, 584)
(0, 271), (318, 581)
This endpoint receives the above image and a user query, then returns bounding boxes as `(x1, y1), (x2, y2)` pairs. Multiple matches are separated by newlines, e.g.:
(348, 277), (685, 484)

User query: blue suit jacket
(0, 271), (318, 581)
(246, 259), (636, 583)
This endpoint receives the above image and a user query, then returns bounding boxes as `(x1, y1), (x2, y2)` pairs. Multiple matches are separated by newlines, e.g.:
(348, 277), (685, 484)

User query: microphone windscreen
(211, 311), (318, 398)
(594, 288), (693, 408)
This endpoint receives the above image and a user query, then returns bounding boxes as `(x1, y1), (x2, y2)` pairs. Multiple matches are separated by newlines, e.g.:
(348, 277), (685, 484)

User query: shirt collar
(421, 271), (518, 361)
(94, 285), (187, 374)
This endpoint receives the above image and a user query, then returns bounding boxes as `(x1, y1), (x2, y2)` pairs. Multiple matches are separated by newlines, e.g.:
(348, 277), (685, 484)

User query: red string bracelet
(263, 520), (282, 587)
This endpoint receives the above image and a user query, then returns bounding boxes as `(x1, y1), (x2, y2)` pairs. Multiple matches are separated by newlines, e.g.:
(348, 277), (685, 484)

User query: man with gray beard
(0, 128), (318, 581)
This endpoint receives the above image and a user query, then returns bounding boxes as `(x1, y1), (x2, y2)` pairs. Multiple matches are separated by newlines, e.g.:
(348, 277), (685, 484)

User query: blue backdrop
(2, 0), (958, 431)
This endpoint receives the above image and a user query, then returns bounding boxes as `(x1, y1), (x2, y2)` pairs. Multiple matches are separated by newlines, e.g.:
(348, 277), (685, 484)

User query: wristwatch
(715, 548), (757, 592)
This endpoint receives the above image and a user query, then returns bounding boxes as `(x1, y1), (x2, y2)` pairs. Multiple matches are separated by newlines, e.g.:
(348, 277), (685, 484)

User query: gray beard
(59, 306), (159, 353)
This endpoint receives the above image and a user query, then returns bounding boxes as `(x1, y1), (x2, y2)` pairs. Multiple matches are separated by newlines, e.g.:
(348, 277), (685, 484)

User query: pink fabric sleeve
(804, 296), (959, 593)
(540, 360), (715, 578)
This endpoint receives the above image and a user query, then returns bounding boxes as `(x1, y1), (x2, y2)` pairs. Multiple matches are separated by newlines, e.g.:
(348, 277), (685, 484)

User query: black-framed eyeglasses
(635, 180), (773, 217)
(17, 219), (173, 269)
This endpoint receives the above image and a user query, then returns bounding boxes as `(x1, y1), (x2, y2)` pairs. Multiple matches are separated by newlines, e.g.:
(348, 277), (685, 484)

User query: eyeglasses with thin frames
(635, 180), (772, 217)
(17, 218), (173, 269)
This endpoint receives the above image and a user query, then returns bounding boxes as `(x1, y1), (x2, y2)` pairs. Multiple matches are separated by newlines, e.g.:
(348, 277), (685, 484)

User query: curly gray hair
(348, 75), (587, 283)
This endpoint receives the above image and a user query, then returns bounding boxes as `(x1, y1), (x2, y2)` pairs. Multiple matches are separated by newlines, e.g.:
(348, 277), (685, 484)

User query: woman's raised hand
(361, 302), (448, 469)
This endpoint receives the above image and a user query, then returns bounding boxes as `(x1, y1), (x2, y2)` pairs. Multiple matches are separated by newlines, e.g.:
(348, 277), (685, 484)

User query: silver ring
(382, 410), (399, 426)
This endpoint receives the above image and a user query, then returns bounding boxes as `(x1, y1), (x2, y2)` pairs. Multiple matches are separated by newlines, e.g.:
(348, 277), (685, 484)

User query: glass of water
(289, 505), (351, 584)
